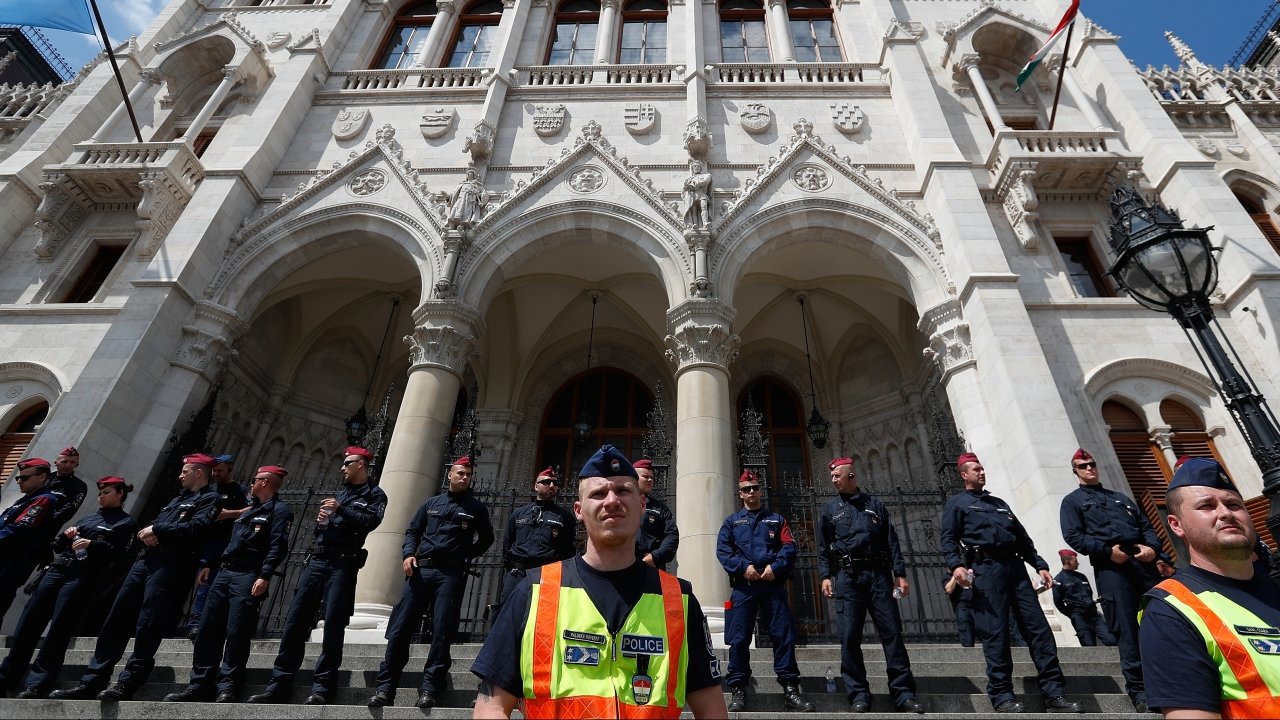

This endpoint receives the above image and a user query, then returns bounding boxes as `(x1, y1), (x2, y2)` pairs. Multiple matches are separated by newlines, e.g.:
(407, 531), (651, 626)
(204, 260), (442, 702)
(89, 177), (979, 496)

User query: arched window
(374, 0), (438, 69)
(719, 0), (768, 63)
(1102, 400), (1177, 560)
(786, 0), (840, 62)
(547, 0), (601, 65)
(2, 402), (47, 481)
(619, 0), (667, 63)
(1234, 190), (1280, 257)
(537, 368), (653, 478)
(446, 0), (504, 68)
(1160, 399), (1223, 464)
(736, 376), (808, 484)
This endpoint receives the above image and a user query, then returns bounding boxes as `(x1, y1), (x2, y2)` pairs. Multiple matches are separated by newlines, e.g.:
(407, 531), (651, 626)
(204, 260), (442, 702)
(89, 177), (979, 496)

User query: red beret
(343, 446), (373, 461)
(956, 452), (980, 469)
(1058, 548), (1078, 557)
(97, 476), (129, 489)
(451, 456), (473, 468)
(536, 466), (558, 479)
(739, 470), (758, 484)
(59, 445), (79, 457)
(828, 457), (853, 470)
(632, 459), (653, 470)
(183, 453), (216, 467)
(258, 465), (288, 478)
(1071, 448), (1093, 462)
(16, 458), (51, 471)
(1173, 455), (1191, 470)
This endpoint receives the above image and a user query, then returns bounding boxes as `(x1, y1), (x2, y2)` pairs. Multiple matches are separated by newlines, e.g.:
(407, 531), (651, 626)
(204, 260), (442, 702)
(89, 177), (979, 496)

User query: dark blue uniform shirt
(636, 495), (679, 566)
(198, 481), (249, 565)
(52, 506), (136, 570)
(1060, 483), (1160, 559)
(817, 492), (906, 579)
(939, 489), (1049, 573)
(220, 495), (293, 580)
(403, 489), (494, 561)
(47, 473), (88, 529)
(1052, 568), (1097, 615)
(0, 488), (60, 553)
(502, 499), (576, 569)
(716, 505), (796, 579)
(315, 480), (387, 552)
(146, 483), (221, 557)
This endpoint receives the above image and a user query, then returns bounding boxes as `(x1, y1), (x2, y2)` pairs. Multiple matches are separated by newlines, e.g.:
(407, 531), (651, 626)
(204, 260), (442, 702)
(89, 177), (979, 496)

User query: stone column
(664, 299), (739, 641)
(958, 55), (1007, 132)
(91, 68), (160, 142)
(765, 0), (795, 62)
(346, 302), (481, 640)
(182, 68), (242, 141)
(1063, 71), (1110, 131)
(417, 0), (459, 68)
(594, 0), (620, 63)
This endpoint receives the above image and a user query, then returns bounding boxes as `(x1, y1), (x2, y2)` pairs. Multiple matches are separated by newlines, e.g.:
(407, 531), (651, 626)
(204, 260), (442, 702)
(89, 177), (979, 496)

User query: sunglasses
(342, 459), (362, 467)
(536, 478), (558, 486)
(739, 485), (761, 493)
(1073, 462), (1097, 470)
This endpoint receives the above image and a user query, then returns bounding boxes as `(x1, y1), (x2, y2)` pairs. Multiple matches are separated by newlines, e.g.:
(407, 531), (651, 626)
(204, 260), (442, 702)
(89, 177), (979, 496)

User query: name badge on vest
(563, 629), (607, 645)
(563, 645), (600, 666)
(621, 634), (665, 656)
(1235, 624), (1280, 637)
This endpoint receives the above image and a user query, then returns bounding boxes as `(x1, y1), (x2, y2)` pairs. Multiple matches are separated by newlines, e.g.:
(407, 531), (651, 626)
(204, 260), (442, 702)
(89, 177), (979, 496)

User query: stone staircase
(0, 637), (1156, 718)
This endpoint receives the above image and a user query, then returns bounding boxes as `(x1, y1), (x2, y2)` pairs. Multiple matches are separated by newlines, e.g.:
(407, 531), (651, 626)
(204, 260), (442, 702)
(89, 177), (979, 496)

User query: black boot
(782, 683), (815, 712)
(49, 684), (99, 700)
(727, 686), (747, 712)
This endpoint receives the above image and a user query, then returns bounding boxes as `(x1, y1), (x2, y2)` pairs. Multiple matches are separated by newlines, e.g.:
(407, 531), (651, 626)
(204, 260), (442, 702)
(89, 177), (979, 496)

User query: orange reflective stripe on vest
(659, 570), (685, 715)
(530, 560), (562, 702)
(1158, 579), (1280, 719)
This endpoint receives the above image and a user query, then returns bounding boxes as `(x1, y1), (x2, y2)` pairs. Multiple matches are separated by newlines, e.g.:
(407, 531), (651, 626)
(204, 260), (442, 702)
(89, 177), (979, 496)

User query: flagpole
(86, 0), (142, 142)
(1048, 19), (1075, 131)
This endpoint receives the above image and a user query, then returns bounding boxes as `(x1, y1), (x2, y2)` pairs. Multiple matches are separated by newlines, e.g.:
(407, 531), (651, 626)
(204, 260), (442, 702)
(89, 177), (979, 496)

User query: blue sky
(28, 0), (1280, 78)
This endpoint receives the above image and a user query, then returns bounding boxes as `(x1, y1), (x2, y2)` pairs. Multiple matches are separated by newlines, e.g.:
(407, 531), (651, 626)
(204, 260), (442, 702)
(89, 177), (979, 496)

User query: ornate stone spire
(1164, 31), (1204, 69)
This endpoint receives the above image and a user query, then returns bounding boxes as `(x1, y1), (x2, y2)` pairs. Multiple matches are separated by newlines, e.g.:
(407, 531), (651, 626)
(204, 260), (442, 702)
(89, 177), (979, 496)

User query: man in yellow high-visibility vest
(1139, 458), (1280, 719)
(471, 444), (727, 719)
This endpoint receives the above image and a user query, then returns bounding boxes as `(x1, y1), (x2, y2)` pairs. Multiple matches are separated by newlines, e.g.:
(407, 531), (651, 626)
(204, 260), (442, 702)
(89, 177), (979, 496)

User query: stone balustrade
(56, 140), (204, 205)
(522, 65), (595, 86)
(1140, 64), (1280, 104)
(330, 67), (489, 91)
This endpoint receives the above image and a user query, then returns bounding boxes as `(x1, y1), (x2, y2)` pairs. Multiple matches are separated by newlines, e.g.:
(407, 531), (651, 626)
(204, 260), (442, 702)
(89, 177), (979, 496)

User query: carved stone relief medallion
(420, 106), (456, 139)
(266, 31), (291, 49)
(792, 164), (830, 192)
(568, 165), (606, 194)
(533, 104), (567, 137)
(831, 102), (865, 134)
(624, 102), (657, 135)
(739, 102), (771, 134)
(348, 169), (387, 196)
(332, 108), (370, 140)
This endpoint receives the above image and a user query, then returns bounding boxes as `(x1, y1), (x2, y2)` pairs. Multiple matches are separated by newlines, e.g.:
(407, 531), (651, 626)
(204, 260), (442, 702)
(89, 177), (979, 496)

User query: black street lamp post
(1105, 186), (1280, 564)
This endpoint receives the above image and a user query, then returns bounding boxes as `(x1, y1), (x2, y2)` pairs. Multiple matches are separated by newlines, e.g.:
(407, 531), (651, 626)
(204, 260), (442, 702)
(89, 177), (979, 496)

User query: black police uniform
(636, 494), (678, 570)
(944, 572), (976, 647)
(373, 487), (494, 702)
(498, 498), (576, 606)
(65, 483), (220, 698)
(717, 504), (803, 691)
(0, 483), (61, 620)
(47, 472), (89, 528)
(818, 491), (920, 709)
(257, 479), (387, 702)
(0, 505), (135, 696)
(1060, 482), (1160, 705)
(187, 479), (249, 634)
(180, 495), (292, 699)
(1052, 567), (1113, 646)
(940, 488), (1068, 710)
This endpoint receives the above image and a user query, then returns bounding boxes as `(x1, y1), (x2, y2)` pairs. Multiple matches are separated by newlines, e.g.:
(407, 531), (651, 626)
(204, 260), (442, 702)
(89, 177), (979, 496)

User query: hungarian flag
(1015, 0), (1080, 91)
(0, 0), (94, 34)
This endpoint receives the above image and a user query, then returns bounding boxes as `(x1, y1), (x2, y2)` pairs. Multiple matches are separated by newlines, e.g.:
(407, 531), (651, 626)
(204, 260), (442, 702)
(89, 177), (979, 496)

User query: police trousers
(0, 566), (91, 693)
(188, 568), (263, 694)
(375, 565), (466, 696)
(724, 579), (801, 688)
(833, 567), (917, 705)
(265, 555), (361, 698)
(971, 557), (1065, 707)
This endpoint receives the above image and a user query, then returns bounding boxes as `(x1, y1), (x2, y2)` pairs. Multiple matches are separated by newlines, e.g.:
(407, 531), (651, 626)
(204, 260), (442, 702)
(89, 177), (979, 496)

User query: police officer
(634, 459), (678, 570)
(1059, 447), (1159, 713)
(470, 444), (726, 719)
(497, 466), (576, 609)
(941, 452), (1082, 714)
(48, 446), (89, 528)
(0, 477), (137, 698)
(166, 465), (293, 703)
(50, 453), (221, 701)
(186, 453), (249, 640)
(368, 455), (494, 708)
(1052, 549), (1114, 647)
(818, 457), (925, 714)
(717, 469), (815, 713)
(0, 459), (61, 620)
(1139, 458), (1280, 716)
(249, 446), (387, 706)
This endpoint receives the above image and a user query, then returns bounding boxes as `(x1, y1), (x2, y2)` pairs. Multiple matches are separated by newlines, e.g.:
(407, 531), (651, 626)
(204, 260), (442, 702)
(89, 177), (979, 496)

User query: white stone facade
(2, 0), (1279, 643)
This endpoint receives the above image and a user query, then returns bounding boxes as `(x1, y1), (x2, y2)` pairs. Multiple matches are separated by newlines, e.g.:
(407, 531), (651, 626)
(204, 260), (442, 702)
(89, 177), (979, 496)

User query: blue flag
(0, 0), (95, 35)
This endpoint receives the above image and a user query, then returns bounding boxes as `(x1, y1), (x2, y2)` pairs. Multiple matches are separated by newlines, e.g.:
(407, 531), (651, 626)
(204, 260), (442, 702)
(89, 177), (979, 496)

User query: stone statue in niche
(682, 160), (712, 231)
(447, 168), (486, 230)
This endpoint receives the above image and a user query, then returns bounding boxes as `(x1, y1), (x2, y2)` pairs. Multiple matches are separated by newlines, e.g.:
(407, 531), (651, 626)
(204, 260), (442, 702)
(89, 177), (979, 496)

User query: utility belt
(965, 545), (1020, 563)
(309, 546), (368, 565)
(219, 559), (261, 573)
(836, 551), (890, 572)
(50, 555), (80, 568)
(417, 555), (465, 570)
(507, 557), (555, 572)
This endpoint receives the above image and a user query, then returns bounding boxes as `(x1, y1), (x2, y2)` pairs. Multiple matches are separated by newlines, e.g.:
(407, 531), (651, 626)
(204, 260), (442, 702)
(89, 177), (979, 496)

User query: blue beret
(578, 444), (637, 479)
(213, 454), (234, 465)
(1168, 457), (1238, 493)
